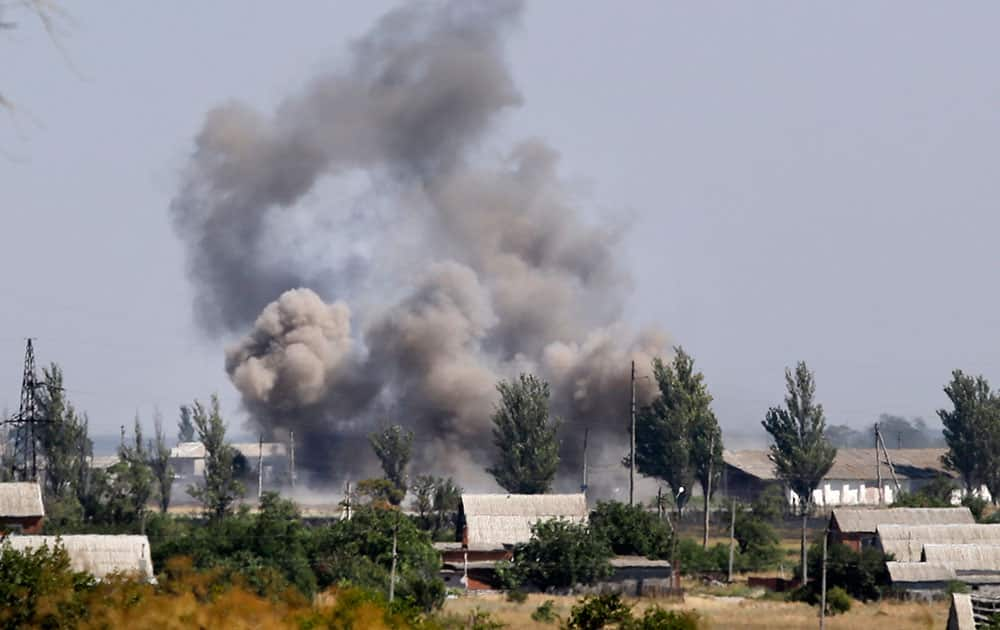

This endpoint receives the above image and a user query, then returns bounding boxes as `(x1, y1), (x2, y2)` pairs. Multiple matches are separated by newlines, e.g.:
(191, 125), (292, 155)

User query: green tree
(635, 348), (720, 531)
(589, 501), (672, 559)
(486, 373), (561, 494)
(368, 424), (413, 503)
(498, 519), (613, 590)
(187, 395), (244, 519)
(37, 364), (91, 504)
(106, 417), (154, 531)
(177, 404), (195, 443)
(432, 476), (462, 539)
(148, 410), (175, 513)
(356, 478), (405, 507)
(410, 475), (435, 528)
(0, 540), (95, 628)
(939, 370), (999, 495)
(761, 361), (836, 584)
(311, 504), (445, 612)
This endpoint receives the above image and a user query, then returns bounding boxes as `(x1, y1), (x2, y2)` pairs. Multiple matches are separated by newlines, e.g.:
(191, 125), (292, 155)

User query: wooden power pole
(257, 434), (264, 501)
(581, 426), (589, 496)
(630, 360), (636, 506)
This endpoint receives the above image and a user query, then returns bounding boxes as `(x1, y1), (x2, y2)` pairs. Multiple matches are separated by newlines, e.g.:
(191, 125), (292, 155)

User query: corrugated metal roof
(0, 482), (44, 518)
(922, 544), (1000, 569)
(877, 524), (1000, 562)
(724, 448), (951, 481)
(832, 507), (974, 533)
(461, 494), (588, 547)
(609, 556), (672, 568)
(4, 535), (154, 580)
(887, 561), (956, 583)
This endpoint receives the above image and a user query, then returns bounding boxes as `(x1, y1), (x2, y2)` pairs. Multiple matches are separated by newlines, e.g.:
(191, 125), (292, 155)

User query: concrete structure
(4, 535), (154, 581)
(723, 448), (969, 507)
(829, 507), (974, 551)
(0, 482), (44, 534)
(170, 441), (288, 483)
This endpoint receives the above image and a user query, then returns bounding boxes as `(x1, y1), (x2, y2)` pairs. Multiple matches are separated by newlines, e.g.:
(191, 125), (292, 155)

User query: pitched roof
(877, 524), (1000, 562)
(921, 544), (1000, 570)
(724, 448), (951, 481)
(886, 561), (957, 583)
(832, 507), (974, 533)
(4, 535), (154, 580)
(0, 482), (44, 518)
(461, 494), (588, 547)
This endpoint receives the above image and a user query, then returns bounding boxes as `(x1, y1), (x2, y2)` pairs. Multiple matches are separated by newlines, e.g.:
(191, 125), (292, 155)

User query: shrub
(674, 538), (732, 573)
(625, 607), (699, 630)
(963, 495), (989, 521)
(801, 541), (889, 602)
(500, 520), (613, 590)
(946, 580), (970, 595)
(590, 501), (672, 558)
(751, 485), (786, 522)
(566, 594), (632, 630)
(0, 541), (95, 628)
(824, 586), (852, 615)
(531, 599), (558, 624)
(733, 513), (782, 570)
(505, 589), (528, 604)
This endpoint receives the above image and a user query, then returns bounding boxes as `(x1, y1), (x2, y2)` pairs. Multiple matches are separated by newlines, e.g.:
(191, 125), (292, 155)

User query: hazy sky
(2, 2), (999, 446)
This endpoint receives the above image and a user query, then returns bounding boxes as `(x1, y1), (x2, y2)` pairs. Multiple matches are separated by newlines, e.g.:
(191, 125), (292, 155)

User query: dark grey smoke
(172, 0), (669, 489)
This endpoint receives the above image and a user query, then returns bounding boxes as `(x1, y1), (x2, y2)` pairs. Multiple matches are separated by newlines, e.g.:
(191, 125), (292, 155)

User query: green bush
(505, 588), (528, 603)
(824, 586), (852, 615)
(798, 541), (889, 602)
(590, 501), (672, 558)
(733, 513), (782, 570)
(963, 495), (989, 521)
(498, 520), (613, 590)
(674, 538), (733, 573)
(946, 580), (970, 595)
(566, 594), (632, 630)
(531, 599), (558, 624)
(751, 485), (786, 522)
(624, 607), (700, 630)
(0, 540), (96, 628)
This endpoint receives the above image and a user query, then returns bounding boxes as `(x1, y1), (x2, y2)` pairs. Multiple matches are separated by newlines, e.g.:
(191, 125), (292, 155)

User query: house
(829, 507), (974, 551)
(723, 448), (959, 507)
(170, 441), (288, 483)
(4, 535), (154, 581)
(439, 493), (589, 590)
(458, 493), (588, 551)
(0, 482), (44, 534)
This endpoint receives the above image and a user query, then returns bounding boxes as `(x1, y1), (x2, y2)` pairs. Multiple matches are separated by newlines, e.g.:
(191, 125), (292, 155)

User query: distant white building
(723, 448), (992, 508)
(170, 441), (288, 483)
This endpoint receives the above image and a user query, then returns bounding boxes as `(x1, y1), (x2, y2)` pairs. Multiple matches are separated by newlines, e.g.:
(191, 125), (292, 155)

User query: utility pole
(727, 497), (737, 583)
(389, 509), (399, 603)
(820, 527), (829, 630)
(703, 434), (714, 548)
(875, 422), (883, 505)
(289, 431), (296, 490)
(630, 360), (636, 507)
(257, 434), (264, 501)
(581, 426), (589, 495)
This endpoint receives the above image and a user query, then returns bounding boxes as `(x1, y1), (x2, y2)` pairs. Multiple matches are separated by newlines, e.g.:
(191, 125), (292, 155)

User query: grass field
(443, 592), (948, 629)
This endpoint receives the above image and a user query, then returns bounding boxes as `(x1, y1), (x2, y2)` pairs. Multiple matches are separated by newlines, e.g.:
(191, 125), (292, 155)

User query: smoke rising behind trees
(170, 0), (666, 487)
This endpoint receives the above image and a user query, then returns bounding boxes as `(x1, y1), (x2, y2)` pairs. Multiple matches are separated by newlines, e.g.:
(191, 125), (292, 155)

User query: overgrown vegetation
(487, 373), (561, 494)
(497, 519), (613, 590)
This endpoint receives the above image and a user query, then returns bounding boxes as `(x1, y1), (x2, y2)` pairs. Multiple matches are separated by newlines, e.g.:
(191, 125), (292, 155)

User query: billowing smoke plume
(171, 0), (668, 489)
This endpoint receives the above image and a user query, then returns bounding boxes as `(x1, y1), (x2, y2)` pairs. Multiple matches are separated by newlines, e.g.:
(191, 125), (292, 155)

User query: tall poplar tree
(487, 373), (561, 494)
(761, 361), (836, 584)
(939, 370), (998, 495)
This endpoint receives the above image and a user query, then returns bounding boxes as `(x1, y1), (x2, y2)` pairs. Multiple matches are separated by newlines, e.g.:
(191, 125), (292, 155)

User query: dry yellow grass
(443, 592), (948, 630)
